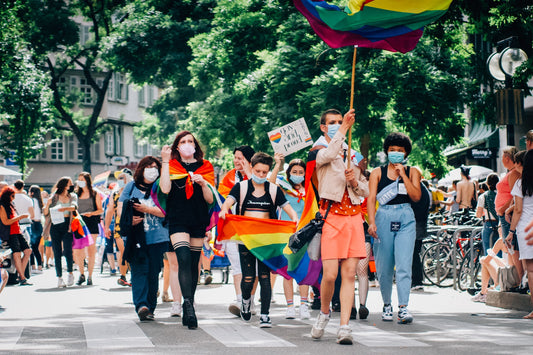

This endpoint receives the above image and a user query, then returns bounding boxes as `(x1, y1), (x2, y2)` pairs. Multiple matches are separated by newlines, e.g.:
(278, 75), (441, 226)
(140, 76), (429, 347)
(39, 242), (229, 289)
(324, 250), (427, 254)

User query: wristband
(509, 230), (516, 235)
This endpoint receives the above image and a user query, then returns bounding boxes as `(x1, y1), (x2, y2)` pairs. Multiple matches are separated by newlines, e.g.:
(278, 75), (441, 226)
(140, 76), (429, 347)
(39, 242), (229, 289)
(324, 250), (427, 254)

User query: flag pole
(347, 45), (357, 169)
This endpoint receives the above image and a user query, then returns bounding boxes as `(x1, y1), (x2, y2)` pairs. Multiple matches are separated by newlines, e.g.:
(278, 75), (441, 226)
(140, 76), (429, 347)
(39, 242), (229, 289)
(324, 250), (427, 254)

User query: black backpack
(0, 219), (10, 242)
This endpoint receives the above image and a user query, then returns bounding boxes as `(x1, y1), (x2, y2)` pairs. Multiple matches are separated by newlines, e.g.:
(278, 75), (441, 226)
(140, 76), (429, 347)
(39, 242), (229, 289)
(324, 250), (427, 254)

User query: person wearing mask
(507, 151), (533, 319)
(104, 168), (133, 286)
(219, 152), (298, 328)
(269, 155), (311, 320)
(496, 147), (520, 239)
(368, 132), (421, 325)
(73, 172), (103, 286)
(308, 109), (368, 344)
(43, 177), (77, 287)
(0, 186), (32, 285)
(160, 131), (215, 329)
(119, 156), (169, 321)
(29, 186), (44, 274)
(218, 145), (259, 318)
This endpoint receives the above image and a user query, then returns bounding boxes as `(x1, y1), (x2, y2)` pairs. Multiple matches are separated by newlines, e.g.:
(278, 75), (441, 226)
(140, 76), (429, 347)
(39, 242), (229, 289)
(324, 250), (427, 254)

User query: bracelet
(509, 230), (516, 235)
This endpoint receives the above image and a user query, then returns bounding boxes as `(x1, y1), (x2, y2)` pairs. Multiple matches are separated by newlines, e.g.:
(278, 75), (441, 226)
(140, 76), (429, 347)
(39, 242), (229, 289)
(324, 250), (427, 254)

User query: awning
(0, 166), (22, 176)
(443, 122), (498, 157)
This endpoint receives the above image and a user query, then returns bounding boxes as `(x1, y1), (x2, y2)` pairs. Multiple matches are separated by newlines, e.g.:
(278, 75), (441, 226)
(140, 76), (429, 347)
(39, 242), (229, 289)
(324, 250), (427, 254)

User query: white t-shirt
(14, 193), (33, 215)
(511, 179), (533, 260)
(32, 198), (42, 221)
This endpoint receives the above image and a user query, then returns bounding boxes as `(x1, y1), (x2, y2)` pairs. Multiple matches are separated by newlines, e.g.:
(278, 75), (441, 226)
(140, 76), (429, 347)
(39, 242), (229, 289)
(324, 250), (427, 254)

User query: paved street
(1, 266), (532, 354)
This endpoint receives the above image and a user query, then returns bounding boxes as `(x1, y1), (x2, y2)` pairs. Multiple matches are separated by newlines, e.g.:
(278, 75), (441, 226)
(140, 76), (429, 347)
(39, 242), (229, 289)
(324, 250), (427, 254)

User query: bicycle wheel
(457, 242), (483, 291)
(422, 243), (454, 287)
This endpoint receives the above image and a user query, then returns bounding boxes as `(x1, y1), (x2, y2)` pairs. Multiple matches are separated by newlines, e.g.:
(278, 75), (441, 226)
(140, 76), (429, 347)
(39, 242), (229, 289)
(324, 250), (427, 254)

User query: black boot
(183, 299), (197, 329)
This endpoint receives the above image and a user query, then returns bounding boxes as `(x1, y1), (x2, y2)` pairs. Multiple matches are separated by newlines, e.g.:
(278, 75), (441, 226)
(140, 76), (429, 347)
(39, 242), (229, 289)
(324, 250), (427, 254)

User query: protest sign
(268, 118), (313, 156)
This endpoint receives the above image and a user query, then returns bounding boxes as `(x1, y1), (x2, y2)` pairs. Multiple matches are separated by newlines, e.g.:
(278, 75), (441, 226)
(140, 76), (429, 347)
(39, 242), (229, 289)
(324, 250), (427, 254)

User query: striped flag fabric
(293, 0), (452, 52)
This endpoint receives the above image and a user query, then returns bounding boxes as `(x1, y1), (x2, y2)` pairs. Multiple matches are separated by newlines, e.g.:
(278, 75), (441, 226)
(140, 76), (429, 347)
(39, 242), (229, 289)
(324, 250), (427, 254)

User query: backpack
(119, 183), (136, 237)
(0, 218), (10, 242)
(498, 265), (520, 291)
(484, 190), (498, 221)
(237, 180), (278, 219)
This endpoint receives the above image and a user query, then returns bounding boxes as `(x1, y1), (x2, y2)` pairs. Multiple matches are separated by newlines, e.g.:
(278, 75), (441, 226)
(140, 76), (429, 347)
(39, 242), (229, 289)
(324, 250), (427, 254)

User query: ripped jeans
(239, 244), (271, 315)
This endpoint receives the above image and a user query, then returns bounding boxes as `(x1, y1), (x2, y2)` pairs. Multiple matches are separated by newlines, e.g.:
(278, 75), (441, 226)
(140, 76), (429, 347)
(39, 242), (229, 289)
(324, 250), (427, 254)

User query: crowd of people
(1, 114), (533, 345)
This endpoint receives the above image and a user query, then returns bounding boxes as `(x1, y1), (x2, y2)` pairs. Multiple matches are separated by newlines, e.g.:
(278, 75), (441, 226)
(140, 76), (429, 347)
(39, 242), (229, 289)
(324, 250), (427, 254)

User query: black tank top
(377, 165), (411, 205)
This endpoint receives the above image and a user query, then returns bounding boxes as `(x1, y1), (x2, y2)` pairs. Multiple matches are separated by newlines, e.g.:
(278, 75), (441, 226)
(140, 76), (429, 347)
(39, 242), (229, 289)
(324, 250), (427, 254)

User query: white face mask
(77, 180), (86, 188)
(143, 167), (159, 183)
(179, 143), (196, 157)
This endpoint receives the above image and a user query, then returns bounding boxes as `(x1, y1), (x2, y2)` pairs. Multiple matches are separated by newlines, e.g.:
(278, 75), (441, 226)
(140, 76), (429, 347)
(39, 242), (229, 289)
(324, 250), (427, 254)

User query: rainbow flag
(293, 0), (452, 52)
(218, 214), (323, 285)
(92, 170), (110, 187)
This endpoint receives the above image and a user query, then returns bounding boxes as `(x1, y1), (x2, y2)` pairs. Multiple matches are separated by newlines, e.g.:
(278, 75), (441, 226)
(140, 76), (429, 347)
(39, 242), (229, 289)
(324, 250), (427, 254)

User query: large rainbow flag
(217, 214), (322, 286)
(293, 0), (453, 52)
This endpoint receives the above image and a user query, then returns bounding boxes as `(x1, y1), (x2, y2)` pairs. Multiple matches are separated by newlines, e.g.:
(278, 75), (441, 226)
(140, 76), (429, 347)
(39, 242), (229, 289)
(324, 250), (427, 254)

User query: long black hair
(522, 151), (533, 197)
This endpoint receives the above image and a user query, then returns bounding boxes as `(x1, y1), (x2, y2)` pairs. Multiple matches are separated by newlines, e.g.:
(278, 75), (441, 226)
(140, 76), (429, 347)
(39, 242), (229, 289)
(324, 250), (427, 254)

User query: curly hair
(383, 132), (412, 157)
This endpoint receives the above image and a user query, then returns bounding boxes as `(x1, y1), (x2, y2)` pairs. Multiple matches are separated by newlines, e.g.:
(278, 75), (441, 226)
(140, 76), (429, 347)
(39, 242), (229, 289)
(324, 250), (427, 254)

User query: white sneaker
(286, 306), (296, 319)
(170, 302), (182, 317)
(382, 304), (393, 321)
(66, 273), (74, 287)
(397, 306), (413, 324)
(32, 269), (43, 274)
(299, 303), (311, 320)
(311, 312), (330, 339)
(472, 292), (487, 303)
(336, 325), (353, 345)
(57, 277), (66, 288)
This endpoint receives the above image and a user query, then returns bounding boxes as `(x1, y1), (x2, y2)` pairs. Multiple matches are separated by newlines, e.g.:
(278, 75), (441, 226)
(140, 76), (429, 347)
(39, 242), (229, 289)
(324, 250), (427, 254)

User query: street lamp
(486, 36), (528, 146)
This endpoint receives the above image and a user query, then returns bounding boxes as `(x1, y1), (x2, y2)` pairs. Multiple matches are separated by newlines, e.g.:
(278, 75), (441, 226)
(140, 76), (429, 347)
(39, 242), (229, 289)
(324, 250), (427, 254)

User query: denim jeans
(130, 242), (167, 313)
(499, 215), (510, 240)
(373, 203), (416, 306)
(482, 220), (499, 255)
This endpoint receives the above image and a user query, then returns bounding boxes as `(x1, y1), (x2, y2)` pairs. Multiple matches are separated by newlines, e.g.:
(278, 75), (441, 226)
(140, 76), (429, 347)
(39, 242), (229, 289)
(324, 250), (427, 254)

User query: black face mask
(67, 186), (74, 193)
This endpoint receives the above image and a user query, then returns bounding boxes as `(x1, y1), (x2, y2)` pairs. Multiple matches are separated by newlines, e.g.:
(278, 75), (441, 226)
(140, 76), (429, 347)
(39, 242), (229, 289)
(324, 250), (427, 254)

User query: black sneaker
(350, 307), (357, 320)
(76, 274), (86, 286)
(138, 306), (150, 321)
(87, 277), (93, 286)
(18, 279), (32, 286)
(311, 297), (321, 310)
(183, 299), (197, 329)
(332, 301), (341, 312)
(259, 314), (272, 328)
(358, 305), (369, 320)
(241, 298), (252, 321)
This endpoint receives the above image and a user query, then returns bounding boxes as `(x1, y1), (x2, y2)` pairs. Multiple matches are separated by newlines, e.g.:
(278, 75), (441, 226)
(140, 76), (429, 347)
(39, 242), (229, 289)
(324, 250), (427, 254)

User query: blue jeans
(482, 220), (499, 255)
(499, 215), (510, 240)
(373, 203), (416, 306)
(130, 242), (167, 313)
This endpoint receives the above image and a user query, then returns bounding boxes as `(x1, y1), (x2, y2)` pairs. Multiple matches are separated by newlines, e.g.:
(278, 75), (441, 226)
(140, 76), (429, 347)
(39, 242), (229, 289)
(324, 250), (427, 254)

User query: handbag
(288, 202), (332, 255)
(376, 178), (399, 206)
(497, 265), (520, 292)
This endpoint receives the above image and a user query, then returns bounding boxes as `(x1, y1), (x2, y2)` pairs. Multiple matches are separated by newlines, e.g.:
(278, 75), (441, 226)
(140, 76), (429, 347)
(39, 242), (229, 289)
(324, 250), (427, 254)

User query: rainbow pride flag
(217, 214), (321, 285)
(293, 0), (452, 52)
(92, 170), (110, 187)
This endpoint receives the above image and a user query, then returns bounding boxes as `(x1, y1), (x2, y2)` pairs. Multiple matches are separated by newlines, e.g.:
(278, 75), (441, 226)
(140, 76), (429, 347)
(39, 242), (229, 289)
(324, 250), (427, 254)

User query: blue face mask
(289, 175), (305, 185)
(251, 173), (266, 184)
(327, 124), (341, 139)
(388, 151), (405, 164)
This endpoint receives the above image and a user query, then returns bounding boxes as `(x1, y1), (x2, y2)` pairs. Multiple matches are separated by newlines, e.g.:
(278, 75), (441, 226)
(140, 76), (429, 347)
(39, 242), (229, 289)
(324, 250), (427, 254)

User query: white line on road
(0, 326), (23, 351)
(200, 319), (296, 348)
(420, 319), (533, 346)
(83, 320), (154, 349)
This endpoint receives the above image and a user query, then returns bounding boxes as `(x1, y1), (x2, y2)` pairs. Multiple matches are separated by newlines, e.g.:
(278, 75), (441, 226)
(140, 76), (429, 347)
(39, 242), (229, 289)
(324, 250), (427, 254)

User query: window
(80, 24), (91, 46)
(108, 73), (128, 103)
(147, 86), (154, 107)
(105, 131), (114, 155)
(92, 141), (100, 162)
(50, 140), (64, 161)
(138, 87), (146, 107)
(58, 76), (68, 94)
(67, 136), (83, 161)
(79, 78), (94, 105)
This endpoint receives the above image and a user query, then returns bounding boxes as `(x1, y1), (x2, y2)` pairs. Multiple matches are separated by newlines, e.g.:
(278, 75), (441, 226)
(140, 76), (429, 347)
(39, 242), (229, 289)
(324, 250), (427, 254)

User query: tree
(0, 1), (56, 174)
(15, 0), (128, 173)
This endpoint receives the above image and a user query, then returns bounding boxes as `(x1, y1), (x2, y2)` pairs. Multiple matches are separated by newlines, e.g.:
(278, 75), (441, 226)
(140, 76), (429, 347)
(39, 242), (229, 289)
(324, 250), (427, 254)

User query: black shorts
(168, 225), (205, 238)
(82, 215), (101, 234)
(8, 234), (30, 253)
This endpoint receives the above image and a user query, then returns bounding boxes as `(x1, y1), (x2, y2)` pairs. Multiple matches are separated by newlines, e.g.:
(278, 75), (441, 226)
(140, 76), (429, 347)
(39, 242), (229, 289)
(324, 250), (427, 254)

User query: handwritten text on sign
(268, 118), (313, 156)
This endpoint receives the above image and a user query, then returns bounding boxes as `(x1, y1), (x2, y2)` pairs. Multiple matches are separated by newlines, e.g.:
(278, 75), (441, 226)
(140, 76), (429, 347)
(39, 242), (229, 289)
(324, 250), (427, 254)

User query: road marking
(322, 319), (430, 347)
(0, 326), (23, 351)
(419, 319), (533, 346)
(83, 320), (154, 349)
(200, 319), (296, 347)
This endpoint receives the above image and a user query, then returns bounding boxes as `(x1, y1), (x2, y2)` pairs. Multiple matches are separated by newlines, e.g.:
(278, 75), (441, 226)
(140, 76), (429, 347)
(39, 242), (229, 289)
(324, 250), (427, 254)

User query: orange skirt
(320, 211), (366, 260)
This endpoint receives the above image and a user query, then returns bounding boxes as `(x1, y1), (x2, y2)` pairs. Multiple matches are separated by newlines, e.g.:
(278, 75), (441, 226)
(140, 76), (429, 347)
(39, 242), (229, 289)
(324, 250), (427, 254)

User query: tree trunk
(81, 139), (92, 174)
